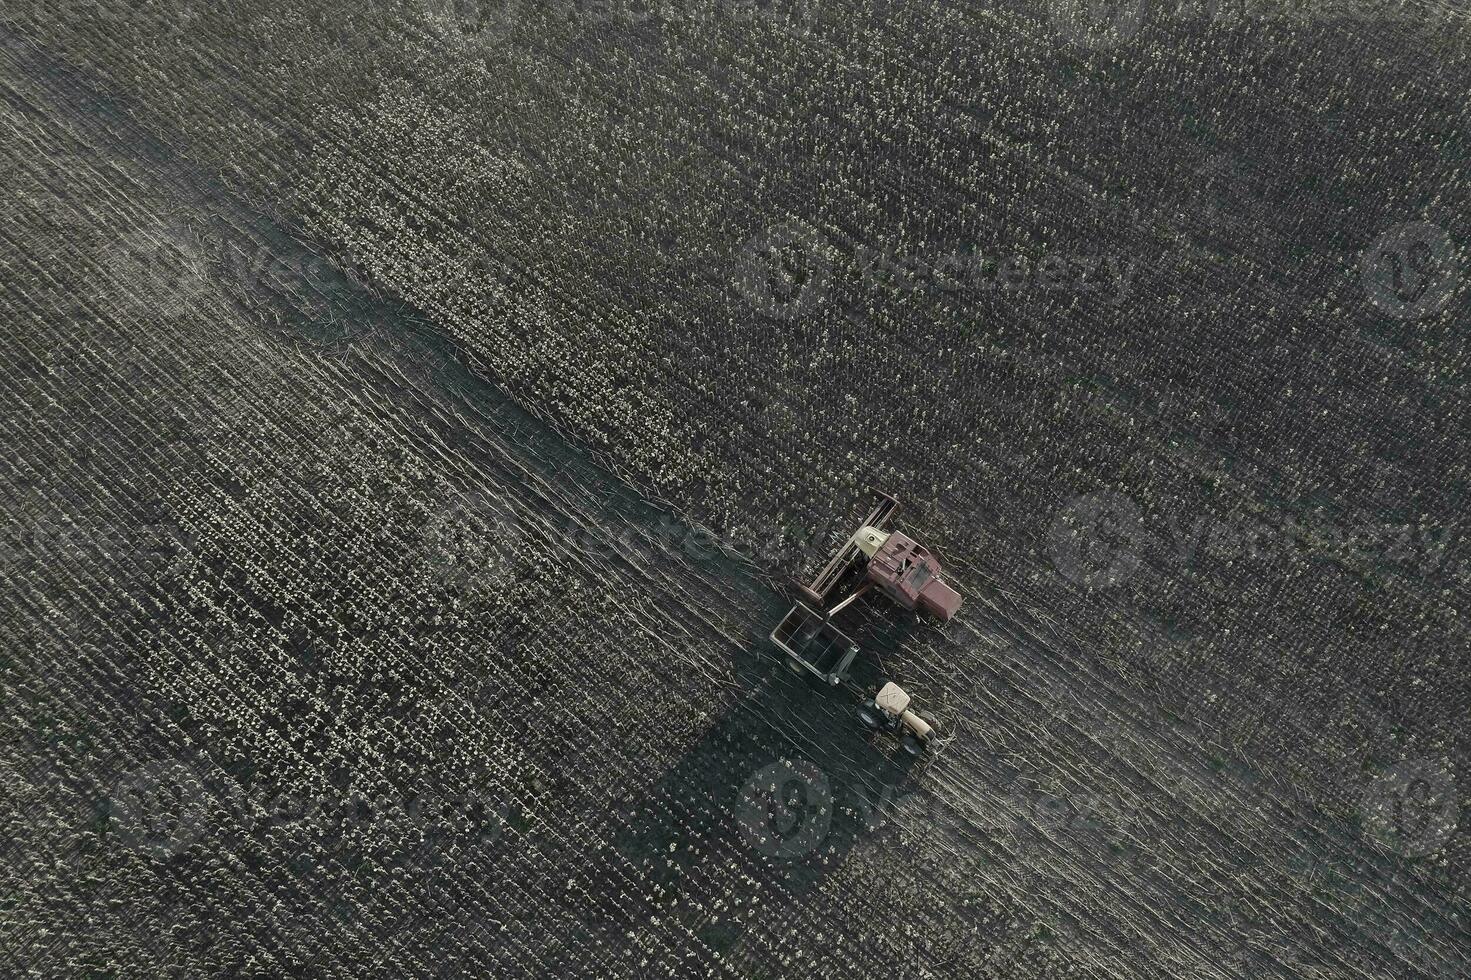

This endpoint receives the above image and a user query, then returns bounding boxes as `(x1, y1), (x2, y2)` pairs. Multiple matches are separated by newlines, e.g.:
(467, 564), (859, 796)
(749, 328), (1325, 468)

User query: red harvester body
(864, 531), (963, 621)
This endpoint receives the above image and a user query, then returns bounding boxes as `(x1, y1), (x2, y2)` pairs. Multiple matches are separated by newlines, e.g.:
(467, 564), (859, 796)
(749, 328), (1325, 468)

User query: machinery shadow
(564, 616), (933, 957)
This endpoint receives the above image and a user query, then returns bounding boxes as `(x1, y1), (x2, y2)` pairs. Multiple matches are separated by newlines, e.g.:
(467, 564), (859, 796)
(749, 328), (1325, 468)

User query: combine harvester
(769, 492), (961, 756)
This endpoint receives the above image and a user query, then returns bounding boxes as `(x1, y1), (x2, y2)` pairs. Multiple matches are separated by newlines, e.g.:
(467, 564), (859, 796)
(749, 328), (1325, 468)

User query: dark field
(2, 3), (1468, 977)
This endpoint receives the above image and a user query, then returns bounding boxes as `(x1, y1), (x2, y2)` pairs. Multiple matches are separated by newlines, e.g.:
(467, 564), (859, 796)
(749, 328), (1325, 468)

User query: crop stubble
(2, 4), (1468, 978)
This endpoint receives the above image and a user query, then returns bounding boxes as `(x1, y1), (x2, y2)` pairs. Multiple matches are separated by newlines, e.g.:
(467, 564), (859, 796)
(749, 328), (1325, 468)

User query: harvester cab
(769, 491), (960, 754)
(853, 525), (963, 621)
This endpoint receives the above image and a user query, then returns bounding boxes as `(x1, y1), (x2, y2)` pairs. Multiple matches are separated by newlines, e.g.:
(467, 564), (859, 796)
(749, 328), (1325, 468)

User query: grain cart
(769, 492), (961, 755)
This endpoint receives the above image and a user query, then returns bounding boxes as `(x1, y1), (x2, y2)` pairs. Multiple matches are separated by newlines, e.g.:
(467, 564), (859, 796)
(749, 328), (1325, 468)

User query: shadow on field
(559, 608), (937, 951)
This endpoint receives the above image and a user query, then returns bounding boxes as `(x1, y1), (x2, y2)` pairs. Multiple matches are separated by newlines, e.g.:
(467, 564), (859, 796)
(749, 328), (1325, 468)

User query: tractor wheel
(857, 701), (886, 730)
(900, 731), (930, 757)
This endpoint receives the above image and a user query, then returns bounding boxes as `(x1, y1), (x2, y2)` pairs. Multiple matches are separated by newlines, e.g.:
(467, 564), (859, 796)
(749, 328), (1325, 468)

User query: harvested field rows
(2, 4), (1467, 978)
